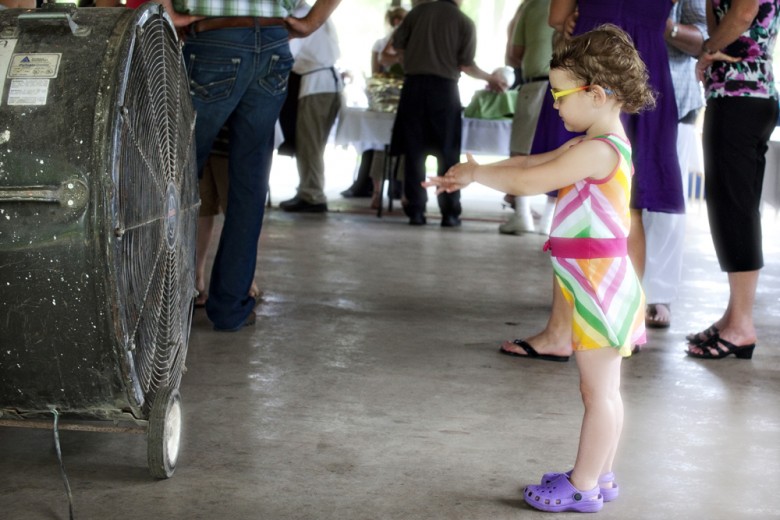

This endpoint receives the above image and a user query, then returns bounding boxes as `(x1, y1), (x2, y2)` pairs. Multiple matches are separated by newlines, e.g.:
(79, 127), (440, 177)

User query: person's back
(389, 0), (504, 227)
(392, 0), (475, 81)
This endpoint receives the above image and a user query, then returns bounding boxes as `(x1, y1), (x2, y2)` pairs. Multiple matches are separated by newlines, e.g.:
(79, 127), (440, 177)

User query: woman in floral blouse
(688, 0), (779, 359)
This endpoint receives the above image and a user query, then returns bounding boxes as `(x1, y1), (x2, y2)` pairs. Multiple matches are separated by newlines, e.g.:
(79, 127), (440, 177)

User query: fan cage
(112, 7), (197, 417)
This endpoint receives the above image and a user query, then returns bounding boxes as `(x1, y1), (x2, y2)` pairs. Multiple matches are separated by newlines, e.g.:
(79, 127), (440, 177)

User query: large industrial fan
(0, 2), (198, 479)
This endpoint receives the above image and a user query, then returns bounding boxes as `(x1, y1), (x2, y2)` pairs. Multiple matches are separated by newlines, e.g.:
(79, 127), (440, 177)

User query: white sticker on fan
(7, 78), (49, 106)
(8, 53), (61, 78)
(0, 39), (18, 105)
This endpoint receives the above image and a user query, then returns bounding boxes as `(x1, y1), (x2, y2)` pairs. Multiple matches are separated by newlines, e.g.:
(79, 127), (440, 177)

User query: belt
(524, 76), (549, 83)
(191, 17), (286, 34)
(543, 237), (628, 259)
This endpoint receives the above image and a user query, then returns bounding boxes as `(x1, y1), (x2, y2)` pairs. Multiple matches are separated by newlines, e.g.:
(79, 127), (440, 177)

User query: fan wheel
(147, 385), (182, 479)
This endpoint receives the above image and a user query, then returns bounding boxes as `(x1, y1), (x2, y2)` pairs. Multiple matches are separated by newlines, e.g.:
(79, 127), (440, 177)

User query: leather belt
(191, 17), (286, 33)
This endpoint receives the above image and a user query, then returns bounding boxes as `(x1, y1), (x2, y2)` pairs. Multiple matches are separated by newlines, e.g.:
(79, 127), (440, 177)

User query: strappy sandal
(524, 473), (603, 513)
(686, 333), (755, 360)
(541, 470), (619, 502)
(685, 325), (718, 345)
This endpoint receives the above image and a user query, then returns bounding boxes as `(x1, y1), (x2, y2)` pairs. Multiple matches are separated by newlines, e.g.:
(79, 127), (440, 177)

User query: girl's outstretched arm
(424, 137), (617, 196)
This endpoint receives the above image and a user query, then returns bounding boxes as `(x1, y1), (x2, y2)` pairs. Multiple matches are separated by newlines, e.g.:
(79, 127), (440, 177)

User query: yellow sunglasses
(550, 85), (590, 101)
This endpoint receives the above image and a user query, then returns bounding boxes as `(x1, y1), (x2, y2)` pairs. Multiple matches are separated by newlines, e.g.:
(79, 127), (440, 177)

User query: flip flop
(524, 473), (603, 513)
(499, 339), (570, 362)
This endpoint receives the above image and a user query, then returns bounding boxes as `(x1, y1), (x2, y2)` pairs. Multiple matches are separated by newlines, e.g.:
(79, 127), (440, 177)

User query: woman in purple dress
(500, 0), (682, 360)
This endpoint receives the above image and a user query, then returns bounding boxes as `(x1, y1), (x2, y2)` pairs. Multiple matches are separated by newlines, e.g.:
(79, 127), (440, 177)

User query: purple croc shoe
(541, 470), (619, 502)
(524, 473), (603, 513)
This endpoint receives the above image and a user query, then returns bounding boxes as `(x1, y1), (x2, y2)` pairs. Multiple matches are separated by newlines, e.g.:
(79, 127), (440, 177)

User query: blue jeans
(184, 25), (293, 330)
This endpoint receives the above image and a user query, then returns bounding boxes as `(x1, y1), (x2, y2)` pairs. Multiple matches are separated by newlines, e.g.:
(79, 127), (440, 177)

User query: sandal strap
(700, 334), (729, 357)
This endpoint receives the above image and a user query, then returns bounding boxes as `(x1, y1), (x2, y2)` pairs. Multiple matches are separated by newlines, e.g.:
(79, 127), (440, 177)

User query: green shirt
(173, 0), (295, 17)
(512, 0), (554, 80)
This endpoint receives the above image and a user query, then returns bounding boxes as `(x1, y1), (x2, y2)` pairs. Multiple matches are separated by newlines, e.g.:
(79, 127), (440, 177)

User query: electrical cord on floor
(51, 409), (75, 520)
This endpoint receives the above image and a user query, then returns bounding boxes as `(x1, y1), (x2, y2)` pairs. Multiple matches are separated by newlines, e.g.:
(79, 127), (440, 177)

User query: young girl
(425, 25), (652, 513)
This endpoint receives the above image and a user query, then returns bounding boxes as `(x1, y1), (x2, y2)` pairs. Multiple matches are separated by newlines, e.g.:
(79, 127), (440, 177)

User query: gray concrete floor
(1, 154), (780, 519)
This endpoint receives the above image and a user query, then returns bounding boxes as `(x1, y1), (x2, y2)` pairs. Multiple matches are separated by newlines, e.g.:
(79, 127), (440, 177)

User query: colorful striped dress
(546, 134), (646, 357)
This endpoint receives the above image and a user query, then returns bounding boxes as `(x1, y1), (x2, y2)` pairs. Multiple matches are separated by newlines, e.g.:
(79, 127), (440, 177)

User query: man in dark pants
(389, 0), (506, 227)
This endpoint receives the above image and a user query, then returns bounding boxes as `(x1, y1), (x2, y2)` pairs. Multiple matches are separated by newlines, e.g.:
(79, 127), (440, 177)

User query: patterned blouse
(706, 0), (780, 99)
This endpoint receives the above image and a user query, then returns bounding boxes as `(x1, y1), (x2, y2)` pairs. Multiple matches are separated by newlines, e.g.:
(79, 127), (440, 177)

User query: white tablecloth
(334, 106), (512, 157)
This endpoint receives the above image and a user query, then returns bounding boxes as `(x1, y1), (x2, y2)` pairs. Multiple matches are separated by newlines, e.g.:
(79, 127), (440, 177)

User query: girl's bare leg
(569, 348), (623, 491)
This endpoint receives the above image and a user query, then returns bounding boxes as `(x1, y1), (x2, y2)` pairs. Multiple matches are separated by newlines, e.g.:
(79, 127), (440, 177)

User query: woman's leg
(688, 270), (759, 354)
(628, 208), (645, 280)
(501, 275), (573, 357)
(195, 215), (216, 303)
(569, 347), (623, 492)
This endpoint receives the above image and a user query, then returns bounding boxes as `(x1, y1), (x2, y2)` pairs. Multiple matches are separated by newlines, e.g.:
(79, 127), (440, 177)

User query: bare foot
(249, 281), (263, 300)
(195, 277), (207, 306)
(645, 303), (671, 329)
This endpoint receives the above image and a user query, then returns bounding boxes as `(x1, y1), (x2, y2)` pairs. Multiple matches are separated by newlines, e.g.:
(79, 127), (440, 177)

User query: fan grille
(114, 10), (197, 414)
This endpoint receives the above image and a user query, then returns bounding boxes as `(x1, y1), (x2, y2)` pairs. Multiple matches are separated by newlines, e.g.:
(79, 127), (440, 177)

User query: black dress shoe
(280, 198), (328, 213)
(440, 215), (462, 227)
(408, 214), (427, 226)
(279, 196), (300, 209)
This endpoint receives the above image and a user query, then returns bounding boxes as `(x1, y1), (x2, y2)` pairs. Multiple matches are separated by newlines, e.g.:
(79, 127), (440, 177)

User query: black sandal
(685, 325), (718, 346)
(686, 334), (755, 360)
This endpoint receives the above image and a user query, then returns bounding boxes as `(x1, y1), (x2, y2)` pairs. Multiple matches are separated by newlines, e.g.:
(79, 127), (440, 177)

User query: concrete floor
(1, 156), (779, 519)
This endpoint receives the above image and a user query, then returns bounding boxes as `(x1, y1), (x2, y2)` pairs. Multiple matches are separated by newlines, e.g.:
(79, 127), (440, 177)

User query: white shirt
(289, 2), (343, 98)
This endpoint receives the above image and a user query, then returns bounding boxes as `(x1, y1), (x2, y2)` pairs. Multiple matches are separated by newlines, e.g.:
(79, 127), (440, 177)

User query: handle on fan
(0, 178), (88, 210)
(17, 9), (91, 37)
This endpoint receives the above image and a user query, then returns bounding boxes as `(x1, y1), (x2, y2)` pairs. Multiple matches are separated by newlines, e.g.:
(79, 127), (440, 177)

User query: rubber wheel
(147, 386), (183, 479)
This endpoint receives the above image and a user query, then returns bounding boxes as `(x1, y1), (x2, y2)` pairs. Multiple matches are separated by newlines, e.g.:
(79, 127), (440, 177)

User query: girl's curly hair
(550, 24), (656, 114)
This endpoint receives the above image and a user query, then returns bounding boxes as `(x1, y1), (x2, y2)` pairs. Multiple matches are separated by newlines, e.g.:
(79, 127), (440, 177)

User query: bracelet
(670, 23), (679, 39)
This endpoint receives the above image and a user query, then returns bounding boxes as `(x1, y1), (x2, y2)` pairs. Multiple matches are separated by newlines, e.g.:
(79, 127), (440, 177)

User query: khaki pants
(295, 92), (342, 204)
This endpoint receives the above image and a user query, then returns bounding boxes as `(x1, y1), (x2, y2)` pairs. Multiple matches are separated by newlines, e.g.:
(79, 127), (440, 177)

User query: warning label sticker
(7, 78), (49, 106)
(8, 53), (61, 79)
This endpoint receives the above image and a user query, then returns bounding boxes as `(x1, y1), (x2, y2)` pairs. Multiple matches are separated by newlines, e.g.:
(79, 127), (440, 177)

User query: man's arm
(461, 64), (508, 92)
(285, 0), (342, 39)
(504, 5), (524, 68)
(151, 0), (204, 27)
(665, 0), (708, 56)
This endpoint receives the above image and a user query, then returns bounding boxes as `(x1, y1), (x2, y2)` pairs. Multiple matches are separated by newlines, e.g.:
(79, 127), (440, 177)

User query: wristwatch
(670, 23), (679, 39)
(701, 38), (717, 56)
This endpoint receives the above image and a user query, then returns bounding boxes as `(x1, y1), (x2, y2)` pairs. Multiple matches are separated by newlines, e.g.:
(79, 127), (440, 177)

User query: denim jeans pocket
(187, 55), (241, 103)
(259, 53), (294, 97)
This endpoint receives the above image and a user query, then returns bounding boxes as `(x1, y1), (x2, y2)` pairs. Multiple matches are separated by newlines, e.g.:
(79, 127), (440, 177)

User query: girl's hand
(696, 50), (741, 82)
(422, 153), (479, 194)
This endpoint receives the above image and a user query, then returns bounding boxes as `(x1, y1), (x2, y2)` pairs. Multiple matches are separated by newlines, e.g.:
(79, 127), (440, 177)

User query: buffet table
(334, 107), (512, 215)
(334, 106), (512, 156)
